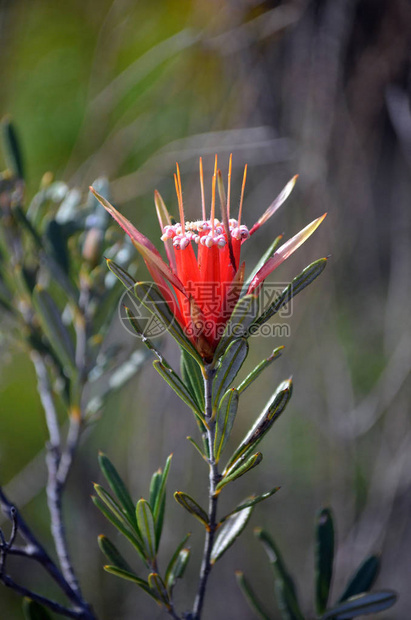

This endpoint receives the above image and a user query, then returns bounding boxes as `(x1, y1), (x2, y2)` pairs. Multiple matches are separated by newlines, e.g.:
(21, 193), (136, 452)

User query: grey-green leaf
(166, 548), (190, 593)
(339, 555), (380, 602)
(98, 535), (133, 573)
(237, 346), (284, 394)
(211, 506), (253, 563)
(165, 533), (191, 589)
(214, 389), (239, 461)
(212, 339), (248, 409)
(316, 508), (335, 615)
(220, 487), (280, 524)
(181, 347), (205, 411)
(256, 528), (304, 620)
(136, 499), (156, 560)
(32, 287), (76, 373)
(224, 379), (292, 475)
(22, 599), (52, 620)
(252, 258), (327, 330)
(106, 258), (136, 290)
(98, 453), (136, 528)
(174, 492), (208, 527)
(104, 566), (157, 599)
(236, 571), (273, 620)
(216, 453), (262, 492)
(153, 360), (203, 421)
(321, 590), (397, 619)
(148, 572), (169, 605)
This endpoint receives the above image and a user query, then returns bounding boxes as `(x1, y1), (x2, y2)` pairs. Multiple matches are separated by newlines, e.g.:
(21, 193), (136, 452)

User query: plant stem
(192, 365), (219, 620)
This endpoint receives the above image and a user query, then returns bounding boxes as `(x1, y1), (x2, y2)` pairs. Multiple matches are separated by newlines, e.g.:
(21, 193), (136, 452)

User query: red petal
(248, 213), (327, 293)
(249, 175), (298, 236)
(90, 187), (186, 295)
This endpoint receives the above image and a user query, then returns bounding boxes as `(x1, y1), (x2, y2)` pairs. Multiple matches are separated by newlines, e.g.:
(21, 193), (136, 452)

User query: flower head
(91, 156), (325, 361)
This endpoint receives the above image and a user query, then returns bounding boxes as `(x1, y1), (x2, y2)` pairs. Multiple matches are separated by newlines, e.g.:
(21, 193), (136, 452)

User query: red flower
(91, 156), (325, 360)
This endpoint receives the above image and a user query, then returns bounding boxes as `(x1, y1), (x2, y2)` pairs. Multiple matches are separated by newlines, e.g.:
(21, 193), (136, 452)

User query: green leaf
(165, 547), (190, 593)
(134, 281), (202, 363)
(22, 599), (51, 620)
(181, 347), (205, 411)
(104, 566), (157, 599)
(186, 436), (207, 460)
(235, 571), (273, 620)
(174, 492), (208, 527)
(153, 360), (203, 422)
(237, 346), (284, 394)
(211, 506), (253, 563)
(252, 258), (327, 330)
(216, 453), (262, 492)
(2, 116), (24, 179)
(213, 294), (260, 359)
(45, 220), (70, 275)
(339, 555), (380, 602)
(92, 496), (146, 564)
(220, 487), (280, 524)
(212, 339), (248, 409)
(316, 508), (335, 615)
(224, 379), (292, 475)
(32, 287), (76, 374)
(255, 528), (304, 620)
(148, 572), (169, 605)
(214, 389), (239, 462)
(98, 535), (133, 573)
(149, 471), (162, 514)
(106, 258), (137, 290)
(153, 454), (172, 549)
(165, 533), (191, 590)
(98, 453), (136, 528)
(136, 499), (156, 561)
(321, 590), (397, 619)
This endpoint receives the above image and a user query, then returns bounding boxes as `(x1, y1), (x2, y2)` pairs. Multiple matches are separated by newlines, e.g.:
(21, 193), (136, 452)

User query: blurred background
(1, 0), (411, 618)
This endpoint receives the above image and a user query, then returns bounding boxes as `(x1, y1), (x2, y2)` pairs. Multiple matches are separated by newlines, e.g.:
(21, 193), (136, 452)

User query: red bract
(91, 156), (326, 360)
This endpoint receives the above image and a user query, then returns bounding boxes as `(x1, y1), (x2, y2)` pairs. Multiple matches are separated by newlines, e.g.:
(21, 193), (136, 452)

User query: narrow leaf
(22, 599), (51, 620)
(91, 496), (146, 563)
(181, 347), (205, 411)
(153, 360), (203, 421)
(316, 508), (335, 614)
(212, 339), (248, 409)
(252, 258), (328, 329)
(211, 506), (253, 563)
(153, 454), (172, 549)
(216, 453), (262, 492)
(339, 555), (380, 602)
(98, 453), (136, 528)
(32, 287), (76, 373)
(165, 533), (191, 590)
(166, 548), (191, 593)
(220, 487), (280, 524)
(321, 590), (397, 619)
(236, 572), (273, 620)
(237, 347), (284, 394)
(249, 176), (298, 236)
(149, 471), (162, 514)
(224, 380), (292, 475)
(136, 499), (156, 560)
(104, 566), (157, 599)
(98, 535), (133, 573)
(214, 389), (239, 461)
(2, 116), (24, 179)
(245, 234), (284, 292)
(106, 258), (137, 290)
(256, 528), (304, 620)
(174, 492), (208, 527)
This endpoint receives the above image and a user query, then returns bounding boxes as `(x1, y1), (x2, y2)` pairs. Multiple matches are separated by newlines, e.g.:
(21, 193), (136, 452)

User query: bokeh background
(1, 0), (411, 618)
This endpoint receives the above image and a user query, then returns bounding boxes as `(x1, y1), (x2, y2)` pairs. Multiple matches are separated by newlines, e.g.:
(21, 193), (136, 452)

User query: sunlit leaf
(216, 453), (262, 492)
(98, 453), (136, 528)
(211, 506), (253, 563)
(237, 346), (284, 394)
(136, 499), (156, 561)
